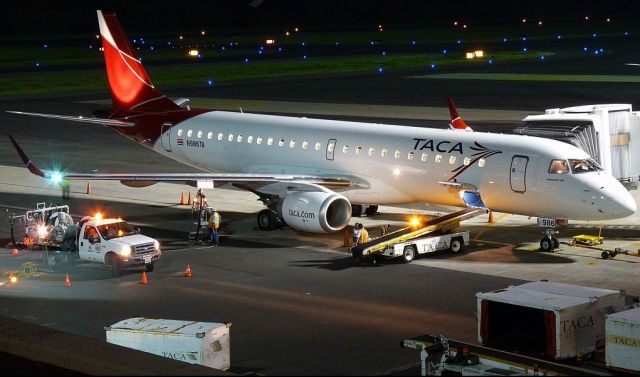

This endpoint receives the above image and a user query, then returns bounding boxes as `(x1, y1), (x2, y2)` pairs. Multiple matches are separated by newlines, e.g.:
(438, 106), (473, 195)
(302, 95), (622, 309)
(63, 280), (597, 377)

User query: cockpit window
(569, 159), (600, 174)
(549, 159), (570, 174)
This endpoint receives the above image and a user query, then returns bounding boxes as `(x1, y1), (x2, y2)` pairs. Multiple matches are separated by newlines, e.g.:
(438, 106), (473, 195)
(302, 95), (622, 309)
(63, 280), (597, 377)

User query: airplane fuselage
(147, 110), (634, 221)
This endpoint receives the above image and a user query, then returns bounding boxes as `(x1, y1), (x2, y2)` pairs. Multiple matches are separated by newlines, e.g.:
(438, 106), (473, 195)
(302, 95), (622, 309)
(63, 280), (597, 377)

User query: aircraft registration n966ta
(7, 10), (636, 237)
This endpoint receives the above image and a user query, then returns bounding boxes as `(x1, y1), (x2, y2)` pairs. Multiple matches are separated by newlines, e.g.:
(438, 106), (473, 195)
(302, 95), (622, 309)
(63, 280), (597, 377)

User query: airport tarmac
(1, 39), (640, 374)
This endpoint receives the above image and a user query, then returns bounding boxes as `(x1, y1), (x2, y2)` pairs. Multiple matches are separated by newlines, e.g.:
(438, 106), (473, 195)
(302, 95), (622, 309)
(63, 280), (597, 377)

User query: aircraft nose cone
(615, 189), (637, 217)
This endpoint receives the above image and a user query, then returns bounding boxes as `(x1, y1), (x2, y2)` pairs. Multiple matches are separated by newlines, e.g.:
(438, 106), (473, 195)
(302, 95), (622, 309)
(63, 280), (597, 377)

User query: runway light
(606, 18), (611, 23)
(522, 18), (527, 23)
(453, 21), (458, 26)
(35, 62), (40, 67)
(538, 21), (543, 26)
(201, 30), (206, 36)
(466, 52), (475, 59)
(265, 39), (275, 45)
(474, 50), (484, 57)
(585, 16), (590, 21)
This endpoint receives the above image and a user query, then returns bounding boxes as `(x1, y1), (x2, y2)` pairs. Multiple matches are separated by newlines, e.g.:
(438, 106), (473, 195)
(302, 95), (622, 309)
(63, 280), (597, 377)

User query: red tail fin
(447, 97), (473, 131)
(98, 10), (180, 112)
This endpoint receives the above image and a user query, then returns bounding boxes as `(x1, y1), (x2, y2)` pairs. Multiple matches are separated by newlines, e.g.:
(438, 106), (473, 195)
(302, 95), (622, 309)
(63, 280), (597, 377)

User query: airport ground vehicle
(379, 231), (470, 263)
(10, 203), (161, 277)
(350, 207), (484, 263)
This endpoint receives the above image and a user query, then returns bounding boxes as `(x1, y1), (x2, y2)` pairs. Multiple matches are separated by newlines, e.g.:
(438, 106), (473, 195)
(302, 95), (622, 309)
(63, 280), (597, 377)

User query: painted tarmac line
(410, 73), (640, 83)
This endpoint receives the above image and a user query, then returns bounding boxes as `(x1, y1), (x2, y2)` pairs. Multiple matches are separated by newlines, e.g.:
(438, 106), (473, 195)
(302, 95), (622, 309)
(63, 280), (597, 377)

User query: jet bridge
(350, 207), (487, 260)
(516, 104), (640, 189)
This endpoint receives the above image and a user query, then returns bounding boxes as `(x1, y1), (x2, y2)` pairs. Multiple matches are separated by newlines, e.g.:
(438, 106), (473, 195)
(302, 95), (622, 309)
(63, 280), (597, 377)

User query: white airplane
(7, 10), (637, 250)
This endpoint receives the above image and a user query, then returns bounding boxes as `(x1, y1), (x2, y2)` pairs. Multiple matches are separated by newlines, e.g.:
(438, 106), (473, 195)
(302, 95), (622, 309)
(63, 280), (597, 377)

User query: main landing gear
(351, 204), (378, 217)
(257, 208), (284, 231)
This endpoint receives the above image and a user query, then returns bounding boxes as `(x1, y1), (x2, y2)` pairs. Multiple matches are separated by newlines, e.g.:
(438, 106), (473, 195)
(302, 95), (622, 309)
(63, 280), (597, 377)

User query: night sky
(3, 0), (639, 36)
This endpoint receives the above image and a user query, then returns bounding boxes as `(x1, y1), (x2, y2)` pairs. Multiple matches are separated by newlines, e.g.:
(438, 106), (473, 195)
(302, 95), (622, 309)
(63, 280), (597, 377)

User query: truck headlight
(154, 240), (160, 251)
(120, 245), (131, 256)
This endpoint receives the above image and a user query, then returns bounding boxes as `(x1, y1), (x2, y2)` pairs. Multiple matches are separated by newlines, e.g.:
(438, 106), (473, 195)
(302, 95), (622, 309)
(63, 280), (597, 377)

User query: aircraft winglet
(447, 97), (473, 131)
(8, 135), (46, 177)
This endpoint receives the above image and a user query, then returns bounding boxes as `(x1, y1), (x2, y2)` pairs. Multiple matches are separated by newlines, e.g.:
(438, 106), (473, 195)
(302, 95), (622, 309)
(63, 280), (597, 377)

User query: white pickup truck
(12, 203), (161, 277)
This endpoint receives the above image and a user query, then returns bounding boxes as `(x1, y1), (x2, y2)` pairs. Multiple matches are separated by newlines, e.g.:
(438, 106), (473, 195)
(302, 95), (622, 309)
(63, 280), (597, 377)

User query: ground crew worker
(352, 223), (362, 245)
(208, 208), (221, 246)
(358, 223), (369, 245)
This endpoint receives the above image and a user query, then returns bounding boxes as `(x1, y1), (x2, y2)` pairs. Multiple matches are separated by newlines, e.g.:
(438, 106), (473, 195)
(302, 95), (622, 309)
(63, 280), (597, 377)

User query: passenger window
(187, 130), (193, 137)
(549, 159), (570, 174)
(267, 137), (273, 146)
(381, 149), (388, 157)
(237, 135), (243, 143)
(247, 135), (254, 144)
(207, 132), (213, 140)
(315, 142), (321, 150)
(218, 133), (224, 141)
(356, 146), (362, 155)
(302, 141), (308, 149)
(435, 154), (442, 163)
(463, 157), (471, 166)
(343, 145), (349, 153)
(177, 129), (183, 137)
(197, 130), (203, 138)
(421, 153), (428, 162)
(394, 150), (401, 159)
(228, 134), (234, 142)
(369, 147), (376, 157)
(408, 152), (414, 160)
(257, 136), (263, 145)
(478, 158), (486, 167)
(279, 138), (285, 147)
(449, 156), (456, 164)
(290, 140), (296, 148)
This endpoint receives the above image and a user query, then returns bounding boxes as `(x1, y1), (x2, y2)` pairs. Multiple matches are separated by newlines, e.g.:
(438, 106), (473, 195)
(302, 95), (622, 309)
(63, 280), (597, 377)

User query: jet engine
(277, 191), (352, 233)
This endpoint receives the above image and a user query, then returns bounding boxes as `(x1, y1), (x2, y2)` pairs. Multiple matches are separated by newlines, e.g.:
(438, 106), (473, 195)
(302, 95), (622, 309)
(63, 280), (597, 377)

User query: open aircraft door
(510, 155), (528, 193)
(161, 123), (172, 152)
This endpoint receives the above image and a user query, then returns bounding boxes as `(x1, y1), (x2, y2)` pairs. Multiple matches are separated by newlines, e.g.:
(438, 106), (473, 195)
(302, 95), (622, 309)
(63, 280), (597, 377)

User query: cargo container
(605, 307), (640, 373)
(477, 282), (625, 360)
(106, 317), (231, 370)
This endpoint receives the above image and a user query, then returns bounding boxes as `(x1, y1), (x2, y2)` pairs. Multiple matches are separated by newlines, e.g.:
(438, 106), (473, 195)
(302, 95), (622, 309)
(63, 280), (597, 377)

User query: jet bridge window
(548, 159), (569, 174)
(569, 159), (600, 174)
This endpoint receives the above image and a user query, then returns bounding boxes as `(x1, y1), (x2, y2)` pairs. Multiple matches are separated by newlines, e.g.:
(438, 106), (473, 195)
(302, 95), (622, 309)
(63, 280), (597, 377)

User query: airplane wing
(6, 111), (135, 127)
(8, 136), (362, 195)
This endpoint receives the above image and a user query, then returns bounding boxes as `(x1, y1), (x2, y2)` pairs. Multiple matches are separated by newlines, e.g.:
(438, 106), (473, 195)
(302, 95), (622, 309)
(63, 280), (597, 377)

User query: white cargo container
(606, 307), (640, 373)
(106, 317), (231, 370)
(477, 282), (625, 360)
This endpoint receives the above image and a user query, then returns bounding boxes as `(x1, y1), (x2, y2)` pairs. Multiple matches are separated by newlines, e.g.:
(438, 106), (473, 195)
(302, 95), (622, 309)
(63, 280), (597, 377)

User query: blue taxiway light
(593, 33), (597, 37)
(488, 59), (493, 64)
(43, 44), (48, 48)
(207, 80), (214, 87)
(522, 47), (528, 52)
(411, 40), (416, 45)
(381, 51), (387, 56)
(556, 35), (562, 39)
(583, 47), (588, 52)
(502, 38), (507, 42)
(244, 58), (249, 63)
(456, 40), (462, 44)
(624, 32), (629, 36)
(430, 64), (436, 69)
(442, 49), (448, 54)
(378, 67), (384, 73)
(303, 55), (308, 59)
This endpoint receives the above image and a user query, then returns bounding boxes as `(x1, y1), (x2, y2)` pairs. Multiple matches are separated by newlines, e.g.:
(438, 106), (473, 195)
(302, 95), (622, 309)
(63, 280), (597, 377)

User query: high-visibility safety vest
(359, 228), (369, 244)
(208, 212), (221, 229)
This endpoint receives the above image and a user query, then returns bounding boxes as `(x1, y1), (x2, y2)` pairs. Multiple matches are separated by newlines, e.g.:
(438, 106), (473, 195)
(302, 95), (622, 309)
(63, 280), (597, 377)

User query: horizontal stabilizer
(6, 111), (135, 127)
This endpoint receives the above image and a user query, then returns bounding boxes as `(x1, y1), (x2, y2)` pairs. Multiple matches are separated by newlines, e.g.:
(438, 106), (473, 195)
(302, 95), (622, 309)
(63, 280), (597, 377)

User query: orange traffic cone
(187, 192), (193, 206)
(65, 273), (71, 287)
(488, 210), (495, 224)
(343, 228), (351, 247)
(140, 271), (148, 284)
(184, 264), (192, 278)
(180, 192), (187, 205)
(10, 248), (19, 255)
(86, 182), (93, 194)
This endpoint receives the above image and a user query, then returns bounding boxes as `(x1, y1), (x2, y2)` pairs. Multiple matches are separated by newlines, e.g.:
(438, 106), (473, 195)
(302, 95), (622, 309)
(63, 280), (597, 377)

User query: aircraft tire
(257, 209), (279, 231)
(539, 237), (554, 252)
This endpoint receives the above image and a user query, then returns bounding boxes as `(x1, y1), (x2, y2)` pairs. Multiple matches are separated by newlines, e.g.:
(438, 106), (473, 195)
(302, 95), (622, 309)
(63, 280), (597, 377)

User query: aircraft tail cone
(65, 273), (71, 287)
(140, 271), (148, 284)
(185, 264), (192, 278)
